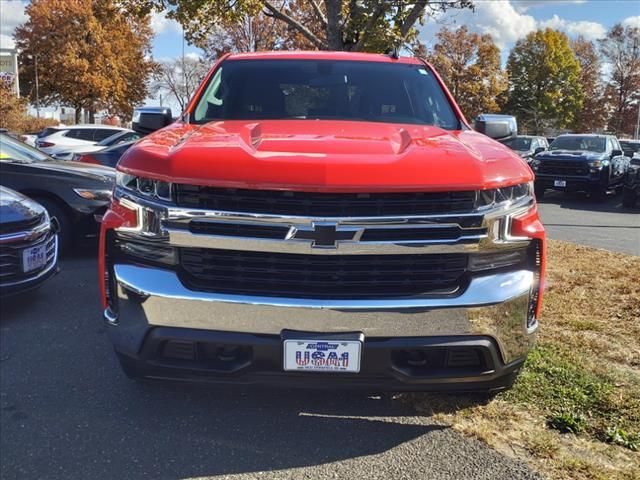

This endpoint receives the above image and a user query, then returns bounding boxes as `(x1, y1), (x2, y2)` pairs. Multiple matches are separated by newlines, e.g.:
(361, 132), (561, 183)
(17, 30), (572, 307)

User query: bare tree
(599, 24), (640, 136)
(151, 57), (210, 112)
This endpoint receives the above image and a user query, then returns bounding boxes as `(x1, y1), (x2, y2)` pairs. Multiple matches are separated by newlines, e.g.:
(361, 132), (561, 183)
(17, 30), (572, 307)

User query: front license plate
(22, 244), (47, 273)
(554, 180), (567, 187)
(283, 339), (361, 373)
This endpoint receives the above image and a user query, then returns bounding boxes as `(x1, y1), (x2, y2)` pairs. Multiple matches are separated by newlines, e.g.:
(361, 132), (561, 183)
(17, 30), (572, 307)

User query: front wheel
(622, 187), (637, 208)
(33, 197), (73, 253)
(589, 184), (607, 202)
(534, 184), (545, 199)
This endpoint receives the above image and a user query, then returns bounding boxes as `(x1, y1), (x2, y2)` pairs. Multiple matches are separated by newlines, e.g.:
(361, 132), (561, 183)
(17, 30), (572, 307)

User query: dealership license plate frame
(554, 180), (567, 187)
(22, 243), (48, 273)
(282, 331), (364, 373)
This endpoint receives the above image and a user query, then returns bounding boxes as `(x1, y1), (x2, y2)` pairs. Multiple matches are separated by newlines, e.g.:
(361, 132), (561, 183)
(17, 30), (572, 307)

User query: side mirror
(132, 107), (173, 134)
(534, 146), (546, 155)
(474, 114), (517, 141)
(611, 149), (623, 158)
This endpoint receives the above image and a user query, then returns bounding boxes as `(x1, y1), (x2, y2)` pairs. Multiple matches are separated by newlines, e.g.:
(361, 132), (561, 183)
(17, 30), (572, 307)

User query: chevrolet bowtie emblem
(286, 223), (363, 248)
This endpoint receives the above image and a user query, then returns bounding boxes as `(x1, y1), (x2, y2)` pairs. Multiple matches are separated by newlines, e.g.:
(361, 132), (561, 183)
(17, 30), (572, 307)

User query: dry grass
(405, 240), (640, 480)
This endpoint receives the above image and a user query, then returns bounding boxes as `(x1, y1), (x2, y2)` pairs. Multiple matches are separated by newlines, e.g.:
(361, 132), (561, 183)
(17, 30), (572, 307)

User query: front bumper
(534, 174), (604, 192)
(0, 234), (59, 297)
(105, 263), (536, 391)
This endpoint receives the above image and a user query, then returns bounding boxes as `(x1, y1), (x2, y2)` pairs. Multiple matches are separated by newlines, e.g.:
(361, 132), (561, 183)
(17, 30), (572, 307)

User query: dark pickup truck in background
(531, 134), (630, 200)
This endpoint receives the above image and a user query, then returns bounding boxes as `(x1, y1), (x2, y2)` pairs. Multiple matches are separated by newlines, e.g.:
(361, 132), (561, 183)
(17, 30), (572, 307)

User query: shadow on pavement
(537, 190), (633, 214)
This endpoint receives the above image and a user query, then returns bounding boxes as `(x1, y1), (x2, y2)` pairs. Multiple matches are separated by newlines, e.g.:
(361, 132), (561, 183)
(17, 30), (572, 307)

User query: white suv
(35, 125), (127, 156)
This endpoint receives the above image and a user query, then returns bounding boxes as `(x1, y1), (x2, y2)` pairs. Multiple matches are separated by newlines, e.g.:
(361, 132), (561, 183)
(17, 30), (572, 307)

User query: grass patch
(404, 240), (640, 480)
(503, 345), (638, 444)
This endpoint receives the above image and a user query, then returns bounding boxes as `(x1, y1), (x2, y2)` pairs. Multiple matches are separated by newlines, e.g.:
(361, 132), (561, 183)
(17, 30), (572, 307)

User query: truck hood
(536, 149), (606, 162)
(117, 120), (533, 192)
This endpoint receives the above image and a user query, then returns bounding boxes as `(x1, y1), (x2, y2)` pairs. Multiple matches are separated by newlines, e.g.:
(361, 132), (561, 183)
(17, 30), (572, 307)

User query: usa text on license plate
(283, 339), (361, 373)
(554, 180), (567, 187)
(23, 244), (47, 272)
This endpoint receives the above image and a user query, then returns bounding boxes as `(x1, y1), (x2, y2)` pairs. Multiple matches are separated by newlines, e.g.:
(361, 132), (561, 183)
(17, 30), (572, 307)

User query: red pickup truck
(99, 51), (545, 392)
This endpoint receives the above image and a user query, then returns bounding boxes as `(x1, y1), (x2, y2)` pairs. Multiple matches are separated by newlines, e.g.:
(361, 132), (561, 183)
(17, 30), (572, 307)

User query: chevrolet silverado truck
(531, 134), (629, 201)
(99, 52), (546, 392)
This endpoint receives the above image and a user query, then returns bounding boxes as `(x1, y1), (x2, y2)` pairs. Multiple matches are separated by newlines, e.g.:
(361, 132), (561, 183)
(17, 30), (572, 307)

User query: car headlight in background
(116, 172), (172, 202)
(588, 160), (603, 169)
(73, 188), (113, 201)
(475, 182), (534, 210)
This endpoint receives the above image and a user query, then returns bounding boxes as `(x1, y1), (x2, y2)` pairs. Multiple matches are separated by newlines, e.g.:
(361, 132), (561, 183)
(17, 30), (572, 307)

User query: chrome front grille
(114, 185), (535, 299)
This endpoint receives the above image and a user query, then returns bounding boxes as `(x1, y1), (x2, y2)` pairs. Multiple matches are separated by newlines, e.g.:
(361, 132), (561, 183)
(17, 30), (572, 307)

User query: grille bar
(538, 161), (589, 176)
(175, 185), (477, 217)
(179, 248), (468, 299)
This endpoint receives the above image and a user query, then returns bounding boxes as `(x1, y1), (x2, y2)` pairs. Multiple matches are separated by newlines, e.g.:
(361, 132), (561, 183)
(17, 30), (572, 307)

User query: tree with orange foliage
(427, 26), (507, 121)
(15, 0), (155, 123)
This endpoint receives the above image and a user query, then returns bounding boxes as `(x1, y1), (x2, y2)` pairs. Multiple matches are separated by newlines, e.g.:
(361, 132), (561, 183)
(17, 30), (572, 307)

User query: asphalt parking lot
(0, 250), (540, 480)
(537, 191), (640, 256)
(1, 193), (637, 480)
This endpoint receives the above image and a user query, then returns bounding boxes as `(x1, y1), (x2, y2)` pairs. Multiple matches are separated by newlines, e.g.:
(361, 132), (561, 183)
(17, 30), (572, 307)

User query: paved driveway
(537, 191), (640, 256)
(0, 252), (539, 480)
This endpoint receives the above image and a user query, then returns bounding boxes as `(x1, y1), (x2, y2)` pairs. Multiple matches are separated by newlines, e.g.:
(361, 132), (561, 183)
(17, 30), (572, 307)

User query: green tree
(15, 0), (156, 123)
(505, 28), (583, 134)
(570, 37), (607, 133)
(121, 0), (473, 53)
(599, 23), (640, 137)
(427, 25), (506, 120)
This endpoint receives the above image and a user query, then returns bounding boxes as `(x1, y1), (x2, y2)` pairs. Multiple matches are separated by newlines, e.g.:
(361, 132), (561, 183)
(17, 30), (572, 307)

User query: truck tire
(33, 197), (72, 253)
(589, 184), (607, 202)
(534, 184), (545, 199)
(622, 187), (637, 207)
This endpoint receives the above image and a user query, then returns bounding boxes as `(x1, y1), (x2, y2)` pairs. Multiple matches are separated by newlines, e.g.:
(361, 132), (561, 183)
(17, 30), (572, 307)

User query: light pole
(635, 101), (640, 140)
(34, 55), (40, 118)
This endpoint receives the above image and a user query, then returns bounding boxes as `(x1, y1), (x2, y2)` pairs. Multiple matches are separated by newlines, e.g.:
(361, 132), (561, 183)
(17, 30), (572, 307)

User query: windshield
(620, 141), (640, 154)
(549, 136), (606, 153)
(97, 130), (140, 147)
(0, 133), (50, 163)
(502, 137), (532, 150)
(192, 59), (460, 129)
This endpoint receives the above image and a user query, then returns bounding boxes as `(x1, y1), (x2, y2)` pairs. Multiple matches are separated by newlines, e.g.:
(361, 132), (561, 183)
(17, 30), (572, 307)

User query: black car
(0, 186), (59, 296)
(531, 134), (630, 200)
(0, 133), (115, 251)
(73, 140), (136, 168)
(501, 135), (548, 162)
(622, 156), (640, 208)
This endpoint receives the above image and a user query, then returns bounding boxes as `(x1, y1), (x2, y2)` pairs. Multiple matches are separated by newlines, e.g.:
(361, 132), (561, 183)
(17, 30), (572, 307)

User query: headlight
(476, 182), (534, 210)
(116, 171), (173, 202)
(73, 188), (113, 201)
(530, 159), (541, 170)
(588, 160), (603, 168)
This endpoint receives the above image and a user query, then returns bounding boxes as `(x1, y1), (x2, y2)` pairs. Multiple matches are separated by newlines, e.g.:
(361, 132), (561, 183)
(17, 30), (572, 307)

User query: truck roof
(225, 50), (424, 65)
